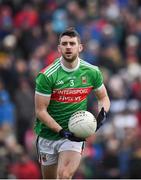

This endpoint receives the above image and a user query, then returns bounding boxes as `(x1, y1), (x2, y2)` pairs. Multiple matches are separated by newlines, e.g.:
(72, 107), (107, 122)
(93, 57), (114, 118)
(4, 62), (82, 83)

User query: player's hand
(59, 129), (85, 142)
(96, 107), (107, 131)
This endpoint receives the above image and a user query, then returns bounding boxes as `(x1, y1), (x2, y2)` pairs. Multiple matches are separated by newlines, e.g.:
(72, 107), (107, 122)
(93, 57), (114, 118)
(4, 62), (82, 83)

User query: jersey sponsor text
(51, 87), (93, 103)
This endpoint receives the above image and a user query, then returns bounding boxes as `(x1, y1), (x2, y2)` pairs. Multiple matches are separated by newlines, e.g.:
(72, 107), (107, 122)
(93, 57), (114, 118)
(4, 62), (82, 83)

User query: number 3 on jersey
(70, 79), (74, 87)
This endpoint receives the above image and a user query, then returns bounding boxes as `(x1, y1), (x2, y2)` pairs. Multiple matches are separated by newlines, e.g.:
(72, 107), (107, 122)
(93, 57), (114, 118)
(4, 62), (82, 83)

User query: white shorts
(36, 136), (84, 166)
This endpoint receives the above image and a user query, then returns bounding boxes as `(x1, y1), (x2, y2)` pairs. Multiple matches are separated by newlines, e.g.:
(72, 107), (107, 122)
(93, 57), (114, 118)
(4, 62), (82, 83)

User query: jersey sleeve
(35, 73), (52, 95)
(93, 68), (104, 90)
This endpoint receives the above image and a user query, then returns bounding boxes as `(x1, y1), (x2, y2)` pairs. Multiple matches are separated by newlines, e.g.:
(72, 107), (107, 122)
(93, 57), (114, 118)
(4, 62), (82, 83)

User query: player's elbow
(35, 108), (45, 119)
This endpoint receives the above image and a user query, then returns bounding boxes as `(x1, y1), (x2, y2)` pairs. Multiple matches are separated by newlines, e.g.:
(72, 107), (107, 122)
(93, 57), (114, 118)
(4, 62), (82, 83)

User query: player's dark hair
(59, 27), (81, 43)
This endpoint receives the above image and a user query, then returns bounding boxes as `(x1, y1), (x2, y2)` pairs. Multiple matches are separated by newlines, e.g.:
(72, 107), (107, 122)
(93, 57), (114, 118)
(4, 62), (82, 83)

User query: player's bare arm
(94, 85), (110, 113)
(35, 94), (62, 133)
(94, 84), (110, 130)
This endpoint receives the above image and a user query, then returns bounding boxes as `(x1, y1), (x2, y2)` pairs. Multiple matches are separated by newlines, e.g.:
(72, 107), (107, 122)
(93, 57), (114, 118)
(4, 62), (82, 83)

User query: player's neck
(61, 57), (79, 69)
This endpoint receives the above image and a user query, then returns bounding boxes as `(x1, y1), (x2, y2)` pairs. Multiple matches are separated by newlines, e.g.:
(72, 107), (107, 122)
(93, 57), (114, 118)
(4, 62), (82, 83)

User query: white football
(68, 110), (97, 138)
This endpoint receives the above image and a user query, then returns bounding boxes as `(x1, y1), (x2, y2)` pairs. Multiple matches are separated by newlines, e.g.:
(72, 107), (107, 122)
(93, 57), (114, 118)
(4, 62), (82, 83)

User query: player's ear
(79, 44), (83, 52)
(58, 45), (61, 53)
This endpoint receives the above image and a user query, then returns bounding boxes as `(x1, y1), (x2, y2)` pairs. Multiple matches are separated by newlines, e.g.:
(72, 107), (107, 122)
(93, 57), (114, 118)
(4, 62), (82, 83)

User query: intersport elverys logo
(51, 87), (93, 103)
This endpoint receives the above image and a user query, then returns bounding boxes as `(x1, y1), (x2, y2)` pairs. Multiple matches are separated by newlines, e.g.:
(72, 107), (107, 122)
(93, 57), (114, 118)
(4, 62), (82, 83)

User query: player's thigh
(36, 137), (58, 179)
(57, 150), (82, 178)
(41, 164), (57, 179)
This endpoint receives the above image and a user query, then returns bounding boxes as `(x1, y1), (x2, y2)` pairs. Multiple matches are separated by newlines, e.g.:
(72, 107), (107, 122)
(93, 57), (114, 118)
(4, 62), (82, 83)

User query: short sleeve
(93, 68), (103, 90)
(35, 73), (52, 95)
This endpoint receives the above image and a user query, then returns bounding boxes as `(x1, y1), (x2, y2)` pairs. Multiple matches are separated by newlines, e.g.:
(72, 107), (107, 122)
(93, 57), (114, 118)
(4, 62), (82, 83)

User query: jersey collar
(60, 57), (80, 72)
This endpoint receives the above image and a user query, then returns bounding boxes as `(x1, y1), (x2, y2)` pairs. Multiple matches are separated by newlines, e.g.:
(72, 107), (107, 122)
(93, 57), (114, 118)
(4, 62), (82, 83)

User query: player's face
(58, 36), (83, 62)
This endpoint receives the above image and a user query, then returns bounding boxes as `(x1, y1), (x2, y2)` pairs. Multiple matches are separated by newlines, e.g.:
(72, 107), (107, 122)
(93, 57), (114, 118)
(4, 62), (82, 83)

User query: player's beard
(62, 53), (78, 63)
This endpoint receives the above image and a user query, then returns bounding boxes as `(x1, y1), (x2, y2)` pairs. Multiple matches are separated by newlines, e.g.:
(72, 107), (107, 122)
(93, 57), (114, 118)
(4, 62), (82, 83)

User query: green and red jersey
(34, 57), (104, 140)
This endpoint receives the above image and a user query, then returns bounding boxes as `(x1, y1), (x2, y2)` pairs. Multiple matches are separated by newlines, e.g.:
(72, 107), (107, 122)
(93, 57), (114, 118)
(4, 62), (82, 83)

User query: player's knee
(57, 168), (73, 179)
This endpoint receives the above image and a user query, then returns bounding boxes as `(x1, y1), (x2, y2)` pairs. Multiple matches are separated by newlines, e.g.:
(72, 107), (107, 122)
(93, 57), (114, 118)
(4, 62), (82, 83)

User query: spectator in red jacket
(9, 148), (41, 179)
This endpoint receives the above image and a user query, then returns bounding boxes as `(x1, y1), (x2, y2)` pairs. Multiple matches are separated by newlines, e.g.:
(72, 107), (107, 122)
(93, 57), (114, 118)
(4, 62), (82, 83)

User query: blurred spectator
(9, 146), (41, 179)
(129, 136), (141, 178)
(131, 76), (141, 100)
(24, 128), (36, 160)
(0, 79), (15, 127)
(14, 3), (39, 30)
(0, 5), (13, 39)
(52, 9), (68, 33)
(102, 135), (120, 179)
(14, 78), (34, 146)
(0, 138), (10, 178)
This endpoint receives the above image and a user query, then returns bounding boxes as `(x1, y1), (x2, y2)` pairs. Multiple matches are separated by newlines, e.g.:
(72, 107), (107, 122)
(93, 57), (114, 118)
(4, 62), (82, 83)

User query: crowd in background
(0, 0), (141, 178)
